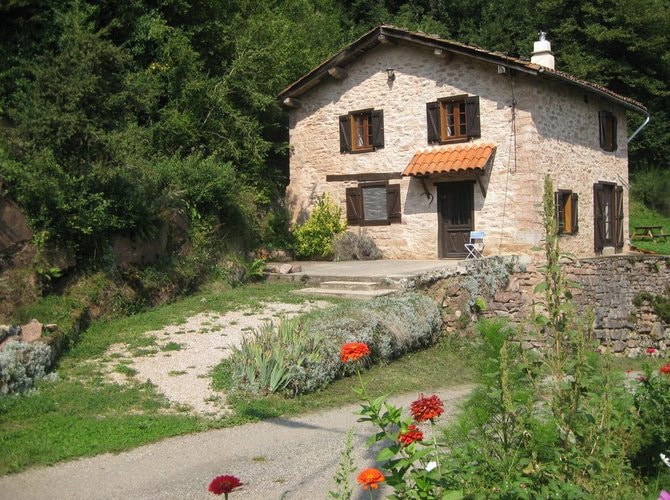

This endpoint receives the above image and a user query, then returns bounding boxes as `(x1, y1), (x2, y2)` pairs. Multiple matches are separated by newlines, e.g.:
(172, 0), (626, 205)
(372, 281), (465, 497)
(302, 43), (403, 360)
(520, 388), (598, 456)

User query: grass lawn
(0, 281), (476, 475)
(630, 199), (670, 255)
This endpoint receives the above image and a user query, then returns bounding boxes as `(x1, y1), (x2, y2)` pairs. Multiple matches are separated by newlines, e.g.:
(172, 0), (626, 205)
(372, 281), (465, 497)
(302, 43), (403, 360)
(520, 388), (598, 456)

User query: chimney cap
(538, 31), (547, 42)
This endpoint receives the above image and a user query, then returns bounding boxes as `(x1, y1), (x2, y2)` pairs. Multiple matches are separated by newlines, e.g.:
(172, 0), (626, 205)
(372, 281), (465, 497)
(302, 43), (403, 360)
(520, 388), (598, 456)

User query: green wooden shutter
(339, 114), (351, 153)
(572, 193), (579, 233)
(345, 187), (362, 225)
(593, 183), (605, 251)
(426, 102), (440, 143)
(615, 186), (624, 248)
(386, 183), (401, 224)
(371, 110), (384, 148)
(465, 96), (481, 138)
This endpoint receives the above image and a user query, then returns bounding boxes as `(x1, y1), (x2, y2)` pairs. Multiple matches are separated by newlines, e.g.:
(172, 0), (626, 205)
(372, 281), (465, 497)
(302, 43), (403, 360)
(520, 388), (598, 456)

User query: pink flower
(646, 347), (657, 354)
(658, 490), (670, 500)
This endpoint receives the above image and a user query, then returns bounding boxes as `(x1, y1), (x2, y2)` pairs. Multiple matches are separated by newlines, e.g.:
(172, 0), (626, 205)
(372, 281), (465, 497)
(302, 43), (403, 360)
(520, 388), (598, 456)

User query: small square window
(339, 109), (384, 153)
(427, 95), (481, 144)
(555, 190), (579, 235)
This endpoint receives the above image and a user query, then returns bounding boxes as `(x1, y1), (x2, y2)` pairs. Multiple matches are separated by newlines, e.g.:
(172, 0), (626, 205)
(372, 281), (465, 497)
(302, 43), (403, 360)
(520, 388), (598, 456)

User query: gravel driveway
(0, 385), (473, 499)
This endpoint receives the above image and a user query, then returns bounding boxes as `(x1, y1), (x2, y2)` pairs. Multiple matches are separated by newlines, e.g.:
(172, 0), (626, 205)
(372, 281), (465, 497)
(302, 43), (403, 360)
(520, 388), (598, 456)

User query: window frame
(339, 108), (384, 154)
(593, 181), (623, 251)
(346, 182), (401, 226)
(427, 95), (481, 145)
(599, 110), (617, 152)
(555, 189), (579, 235)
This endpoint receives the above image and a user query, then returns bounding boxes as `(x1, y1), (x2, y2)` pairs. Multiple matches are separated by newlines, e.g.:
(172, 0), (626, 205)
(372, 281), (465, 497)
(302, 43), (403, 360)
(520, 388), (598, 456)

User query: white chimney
(531, 31), (555, 70)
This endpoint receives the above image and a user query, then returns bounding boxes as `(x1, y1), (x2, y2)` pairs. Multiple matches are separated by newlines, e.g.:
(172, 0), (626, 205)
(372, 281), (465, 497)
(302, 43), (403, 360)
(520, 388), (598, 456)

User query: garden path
(0, 384), (474, 499)
(99, 300), (332, 417)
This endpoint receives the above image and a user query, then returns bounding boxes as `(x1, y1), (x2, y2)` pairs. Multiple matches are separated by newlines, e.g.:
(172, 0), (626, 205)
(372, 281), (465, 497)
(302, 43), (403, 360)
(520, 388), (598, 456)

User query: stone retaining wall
(422, 255), (669, 356)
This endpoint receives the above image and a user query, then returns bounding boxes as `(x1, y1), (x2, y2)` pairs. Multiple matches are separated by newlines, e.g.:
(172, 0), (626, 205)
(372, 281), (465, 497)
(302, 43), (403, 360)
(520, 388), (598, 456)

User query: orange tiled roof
(402, 143), (496, 177)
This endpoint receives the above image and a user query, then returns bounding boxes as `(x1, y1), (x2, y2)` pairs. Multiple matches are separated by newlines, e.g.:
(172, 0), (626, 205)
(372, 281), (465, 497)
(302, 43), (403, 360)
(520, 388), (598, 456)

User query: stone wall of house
(287, 42), (630, 259)
(420, 256), (669, 356)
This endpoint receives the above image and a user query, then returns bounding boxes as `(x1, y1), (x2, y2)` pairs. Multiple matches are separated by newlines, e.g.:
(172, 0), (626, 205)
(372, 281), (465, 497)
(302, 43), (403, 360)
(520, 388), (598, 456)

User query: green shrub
(0, 341), (52, 396)
(228, 293), (441, 396)
(293, 193), (346, 259)
(632, 364), (670, 477)
(332, 231), (383, 261)
(631, 168), (670, 216)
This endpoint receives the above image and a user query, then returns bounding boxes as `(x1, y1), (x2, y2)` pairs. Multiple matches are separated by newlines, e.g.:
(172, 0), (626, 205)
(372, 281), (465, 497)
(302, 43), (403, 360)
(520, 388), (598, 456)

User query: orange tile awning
(402, 143), (496, 177)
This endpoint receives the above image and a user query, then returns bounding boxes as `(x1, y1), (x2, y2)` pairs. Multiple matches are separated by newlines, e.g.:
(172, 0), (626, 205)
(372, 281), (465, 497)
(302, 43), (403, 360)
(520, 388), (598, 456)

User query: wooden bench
(632, 225), (664, 240)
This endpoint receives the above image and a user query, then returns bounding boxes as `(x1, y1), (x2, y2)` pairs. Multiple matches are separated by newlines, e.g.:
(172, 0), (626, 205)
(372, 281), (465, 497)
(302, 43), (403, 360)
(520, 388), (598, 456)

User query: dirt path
(0, 385), (473, 499)
(101, 300), (331, 416)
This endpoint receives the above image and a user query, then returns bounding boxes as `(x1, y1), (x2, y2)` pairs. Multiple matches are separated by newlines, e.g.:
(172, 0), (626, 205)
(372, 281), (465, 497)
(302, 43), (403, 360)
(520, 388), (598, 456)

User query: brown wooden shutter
(386, 183), (401, 223)
(339, 114), (351, 153)
(599, 111), (617, 151)
(555, 191), (564, 234)
(611, 115), (618, 151)
(465, 96), (481, 138)
(426, 102), (440, 143)
(593, 183), (605, 251)
(345, 187), (362, 225)
(614, 185), (624, 248)
(371, 110), (384, 148)
(571, 193), (579, 233)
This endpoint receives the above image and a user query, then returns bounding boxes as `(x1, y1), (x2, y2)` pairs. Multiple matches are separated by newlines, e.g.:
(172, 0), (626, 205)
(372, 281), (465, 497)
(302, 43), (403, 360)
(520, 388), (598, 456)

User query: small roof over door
(402, 143), (496, 177)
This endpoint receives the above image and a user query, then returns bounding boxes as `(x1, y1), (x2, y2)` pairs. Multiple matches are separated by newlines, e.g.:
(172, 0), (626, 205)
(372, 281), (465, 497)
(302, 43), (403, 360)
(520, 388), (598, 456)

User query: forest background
(0, 0), (668, 305)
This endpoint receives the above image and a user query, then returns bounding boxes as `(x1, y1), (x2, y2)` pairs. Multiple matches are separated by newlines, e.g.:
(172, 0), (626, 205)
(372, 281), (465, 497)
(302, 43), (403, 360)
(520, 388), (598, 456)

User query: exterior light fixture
(386, 68), (395, 81)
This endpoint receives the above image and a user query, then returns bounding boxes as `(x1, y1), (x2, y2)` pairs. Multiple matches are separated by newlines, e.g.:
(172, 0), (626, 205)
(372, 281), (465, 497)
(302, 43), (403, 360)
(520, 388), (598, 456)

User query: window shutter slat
(426, 102), (440, 143)
(465, 96), (481, 138)
(371, 110), (384, 148)
(555, 191), (564, 234)
(598, 111), (607, 150)
(346, 187), (361, 225)
(339, 115), (351, 153)
(593, 183), (605, 251)
(615, 186), (624, 248)
(572, 193), (579, 233)
(612, 115), (618, 151)
(386, 184), (401, 224)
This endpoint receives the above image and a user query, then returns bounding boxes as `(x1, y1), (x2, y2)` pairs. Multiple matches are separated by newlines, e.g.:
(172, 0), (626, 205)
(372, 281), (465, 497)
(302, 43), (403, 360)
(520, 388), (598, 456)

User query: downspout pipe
(627, 112), (650, 143)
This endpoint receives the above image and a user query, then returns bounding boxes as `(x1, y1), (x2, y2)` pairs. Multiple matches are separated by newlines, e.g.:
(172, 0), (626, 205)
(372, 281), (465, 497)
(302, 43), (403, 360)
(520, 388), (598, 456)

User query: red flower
(398, 424), (424, 446)
(646, 347), (657, 354)
(341, 342), (370, 363)
(208, 475), (242, 495)
(357, 468), (385, 490)
(660, 364), (670, 375)
(410, 393), (444, 422)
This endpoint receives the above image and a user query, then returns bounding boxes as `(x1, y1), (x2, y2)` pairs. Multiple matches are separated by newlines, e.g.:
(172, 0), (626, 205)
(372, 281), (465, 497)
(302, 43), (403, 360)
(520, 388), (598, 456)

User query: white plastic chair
(465, 231), (485, 259)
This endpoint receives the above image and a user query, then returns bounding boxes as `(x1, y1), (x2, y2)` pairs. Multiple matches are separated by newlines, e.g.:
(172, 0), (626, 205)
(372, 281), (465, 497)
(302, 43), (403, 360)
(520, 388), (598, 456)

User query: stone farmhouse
(279, 25), (648, 259)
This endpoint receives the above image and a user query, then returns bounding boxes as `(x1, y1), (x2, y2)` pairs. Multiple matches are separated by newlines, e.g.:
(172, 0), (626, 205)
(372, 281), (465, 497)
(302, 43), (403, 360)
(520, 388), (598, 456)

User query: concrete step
(293, 287), (397, 300)
(319, 280), (391, 291)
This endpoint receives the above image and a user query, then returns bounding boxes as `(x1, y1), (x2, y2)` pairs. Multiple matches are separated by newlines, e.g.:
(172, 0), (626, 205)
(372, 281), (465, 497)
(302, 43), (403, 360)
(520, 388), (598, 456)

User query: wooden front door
(437, 181), (474, 258)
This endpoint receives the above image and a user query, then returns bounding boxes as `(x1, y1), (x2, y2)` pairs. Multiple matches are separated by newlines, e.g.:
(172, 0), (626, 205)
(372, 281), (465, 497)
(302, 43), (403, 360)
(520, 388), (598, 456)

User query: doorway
(437, 181), (474, 258)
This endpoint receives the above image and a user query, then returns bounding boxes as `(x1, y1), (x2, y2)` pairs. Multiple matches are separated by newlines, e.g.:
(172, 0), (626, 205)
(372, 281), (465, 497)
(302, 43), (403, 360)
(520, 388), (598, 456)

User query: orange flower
(398, 424), (424, 446)
(660, 363), (670, 375)
(341, 342), (370, 363)
(410, 393), (444, 422)
(357, 467), (385, 490)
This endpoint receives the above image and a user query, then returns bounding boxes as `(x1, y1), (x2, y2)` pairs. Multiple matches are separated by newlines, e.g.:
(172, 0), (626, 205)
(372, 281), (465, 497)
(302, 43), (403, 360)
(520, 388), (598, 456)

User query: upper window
(555, 190), (579, 235)
(339, 109), (384, 153)
(599, 110), (617, 152)
(345, 182), (401, 226)
(427, 95), (481, 144)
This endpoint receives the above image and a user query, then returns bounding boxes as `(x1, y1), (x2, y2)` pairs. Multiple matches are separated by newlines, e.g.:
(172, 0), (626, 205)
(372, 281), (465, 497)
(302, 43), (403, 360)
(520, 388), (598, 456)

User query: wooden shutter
(339, 114), (351, 153)
(386, 183), (401, 224)
(599, 110), (617, 151)
(555, 191), (564, 234)
(371, 110), (384, 148)
(465, 96), (481, 138)
(593, 183), (605, 251)
(345, 187), (362, 225)
(614, 185), (624, 248)
(571, 193), (579, 233)
(426, 102), (440, 143)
